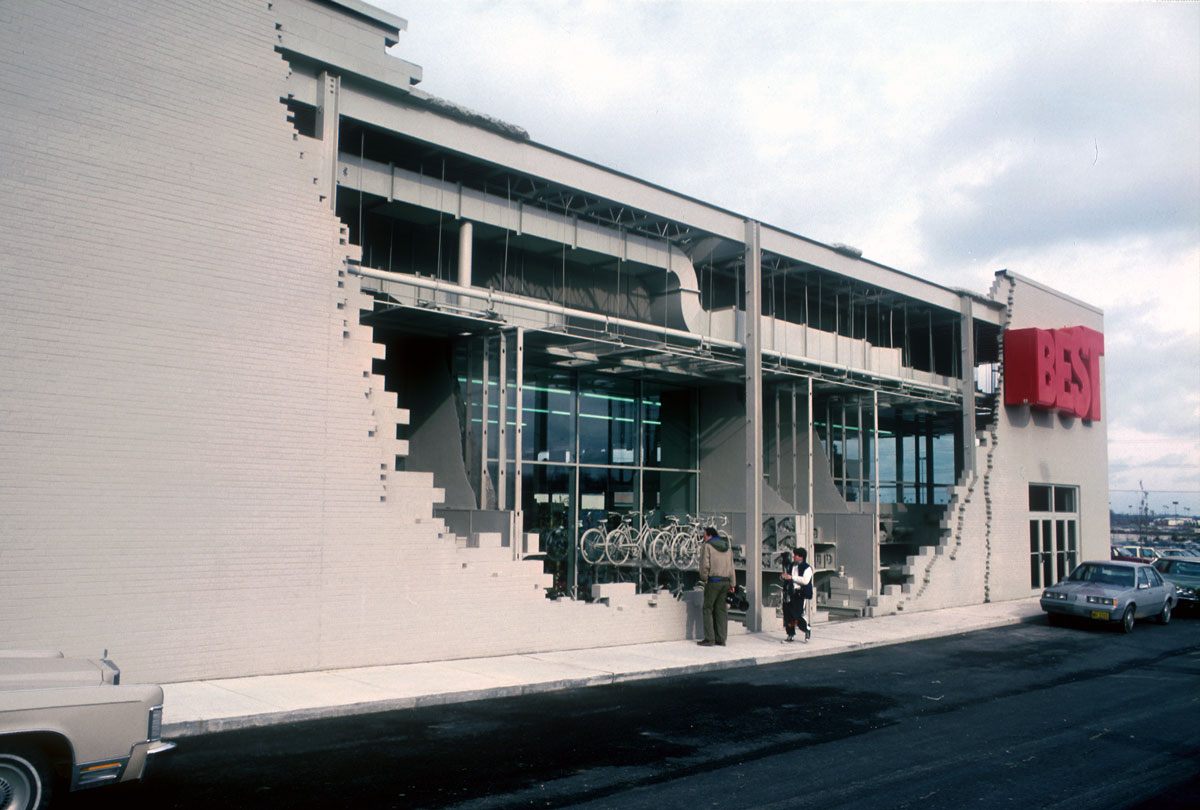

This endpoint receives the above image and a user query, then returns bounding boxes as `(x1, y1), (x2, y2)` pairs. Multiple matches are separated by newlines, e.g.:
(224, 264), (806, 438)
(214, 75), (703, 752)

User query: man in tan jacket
(697, 526), (736, 646)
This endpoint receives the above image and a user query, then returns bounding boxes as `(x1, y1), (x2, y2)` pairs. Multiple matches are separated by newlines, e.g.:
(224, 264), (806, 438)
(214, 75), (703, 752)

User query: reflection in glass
(1054, 486), (1076, 513)
(523, 372), (575, 463)
(579, 377), (637, 466)
(1029, 485), (1051, 512)
(643, 387), (696, 469)
(579, 466), (639, 531)
(642, 469), (696, 516)
(523, 464), (574, 596)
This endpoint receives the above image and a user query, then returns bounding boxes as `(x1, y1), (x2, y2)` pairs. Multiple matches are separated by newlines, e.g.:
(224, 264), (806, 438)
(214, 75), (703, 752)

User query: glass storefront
(458, 348), (700, 598)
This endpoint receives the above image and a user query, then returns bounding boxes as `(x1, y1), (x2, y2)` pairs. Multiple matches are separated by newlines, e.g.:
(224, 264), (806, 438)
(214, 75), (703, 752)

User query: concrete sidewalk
(162, 598), (1043, 737)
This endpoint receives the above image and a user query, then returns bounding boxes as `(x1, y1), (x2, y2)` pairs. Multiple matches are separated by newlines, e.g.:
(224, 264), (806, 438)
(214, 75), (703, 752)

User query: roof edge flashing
(994, 269), (1104, 317)
(406, 88), (529, 142)
(322, 0), (407, 38)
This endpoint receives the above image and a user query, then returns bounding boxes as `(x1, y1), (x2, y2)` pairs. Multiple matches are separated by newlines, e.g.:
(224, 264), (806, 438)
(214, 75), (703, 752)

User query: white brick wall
(0, 0), (695, 684)
(875, 272), (1109, 614)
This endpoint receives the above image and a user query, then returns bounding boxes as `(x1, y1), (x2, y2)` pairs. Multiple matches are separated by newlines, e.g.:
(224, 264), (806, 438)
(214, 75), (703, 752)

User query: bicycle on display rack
(603, 511), (662, 566)
(649, 513), (726, 571)
(648, 515), (687, 569)
(578, 519), (609, 566)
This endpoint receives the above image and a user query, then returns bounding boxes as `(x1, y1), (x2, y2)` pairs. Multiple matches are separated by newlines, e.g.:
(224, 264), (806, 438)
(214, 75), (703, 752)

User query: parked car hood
(0, 656), (104, 690)
(1050, 581), (1130, 597)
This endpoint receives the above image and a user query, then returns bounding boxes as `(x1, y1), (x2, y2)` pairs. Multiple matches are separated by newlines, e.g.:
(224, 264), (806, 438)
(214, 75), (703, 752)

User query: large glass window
(642, 469), (697, 516)
(523, 371), (575, 463)
(643, 386), (696, 469)
(1029, 483), (1079, 588)
(578, 378), (638, 466)
(458, 342), (701, 596)
(579, 466), (639, 528)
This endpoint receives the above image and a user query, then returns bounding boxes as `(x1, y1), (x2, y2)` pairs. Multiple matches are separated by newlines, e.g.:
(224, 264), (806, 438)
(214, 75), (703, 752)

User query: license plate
(1090, 610), (1110, 620)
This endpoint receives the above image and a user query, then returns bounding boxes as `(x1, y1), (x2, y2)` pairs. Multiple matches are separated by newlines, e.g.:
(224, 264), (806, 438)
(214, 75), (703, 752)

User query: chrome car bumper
(1040, 598), (1120, 622)
(118, 739), (176, 784)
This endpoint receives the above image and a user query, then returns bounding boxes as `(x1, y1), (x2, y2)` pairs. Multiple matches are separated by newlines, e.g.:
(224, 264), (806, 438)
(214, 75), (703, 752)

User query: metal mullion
(513, 327), (525, 559)
(807, 377), (814, 547)
(464, 339), (475, 500)
(925, 415), (935, 506)
(927, 310), (934, 374)
(857, 398), (864, 513)
(479, 335), (490, 510)
(571, 369), (581, 599)
(791, 383), (799, 510)
(840, 401), (848, 499)
(872, 390), (880, 594)
(498, 331), (508, 512)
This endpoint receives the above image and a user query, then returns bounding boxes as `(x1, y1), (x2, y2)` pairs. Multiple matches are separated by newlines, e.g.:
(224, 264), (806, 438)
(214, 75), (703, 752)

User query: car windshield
(1162, 560), (1200, 576)
(1068, 564), (1135, 588)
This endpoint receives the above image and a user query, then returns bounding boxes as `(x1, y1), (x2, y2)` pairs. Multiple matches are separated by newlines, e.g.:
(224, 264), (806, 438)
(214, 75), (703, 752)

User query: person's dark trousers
(783, 596), (801, 638)
(702, 579), (730, 644)
(794, 596), (810, 637)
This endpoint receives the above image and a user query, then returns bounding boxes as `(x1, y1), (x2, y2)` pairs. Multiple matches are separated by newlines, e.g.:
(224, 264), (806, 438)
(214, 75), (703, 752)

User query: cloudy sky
(378, 0), (1200, 515)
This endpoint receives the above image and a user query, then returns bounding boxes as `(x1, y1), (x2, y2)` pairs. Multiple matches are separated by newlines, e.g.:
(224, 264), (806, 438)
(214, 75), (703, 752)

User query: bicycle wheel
(605, 527), (633, 566)
(648, 530), (674, 569)
(545, 529), (568, 562)
(579, 527), (607, 565)
(676, 534), (700, 570)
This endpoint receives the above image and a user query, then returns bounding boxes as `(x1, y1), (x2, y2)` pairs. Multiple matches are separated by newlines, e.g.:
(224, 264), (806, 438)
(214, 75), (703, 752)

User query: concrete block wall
(986, 272), (1109, 597)
(871, 272), (1108, 615)
(0, 0), (697, 684)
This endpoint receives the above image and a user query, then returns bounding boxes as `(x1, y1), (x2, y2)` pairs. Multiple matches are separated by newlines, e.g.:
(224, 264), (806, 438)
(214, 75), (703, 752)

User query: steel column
(315, 71), (340, 210)
(959, 295), (977, 476)
(744, 220), (764, 632)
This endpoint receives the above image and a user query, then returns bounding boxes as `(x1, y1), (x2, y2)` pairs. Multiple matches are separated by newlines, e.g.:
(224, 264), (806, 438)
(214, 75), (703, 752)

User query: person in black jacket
(782, 547), (814, 642)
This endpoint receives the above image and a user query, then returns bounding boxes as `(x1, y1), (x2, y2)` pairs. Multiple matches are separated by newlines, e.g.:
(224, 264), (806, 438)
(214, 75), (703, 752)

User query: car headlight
(1042, 590), (1068, 600)
(1086, 596), (1117, 606)
(1178, 586), (1196, 598)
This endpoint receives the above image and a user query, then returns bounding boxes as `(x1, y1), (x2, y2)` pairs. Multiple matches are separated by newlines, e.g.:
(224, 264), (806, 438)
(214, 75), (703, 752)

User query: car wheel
(1157, 600), (1172, 625)
(0, 750), (51, 810)
(1121, 604), (1136, 634)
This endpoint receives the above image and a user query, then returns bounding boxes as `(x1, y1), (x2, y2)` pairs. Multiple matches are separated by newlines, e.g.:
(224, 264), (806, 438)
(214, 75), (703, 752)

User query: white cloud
(382, 0), (1200, 511)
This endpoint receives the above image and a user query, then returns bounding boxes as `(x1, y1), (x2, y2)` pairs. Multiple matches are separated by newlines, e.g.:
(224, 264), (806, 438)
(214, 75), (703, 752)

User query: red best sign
(1004, 326), (1104, 421)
